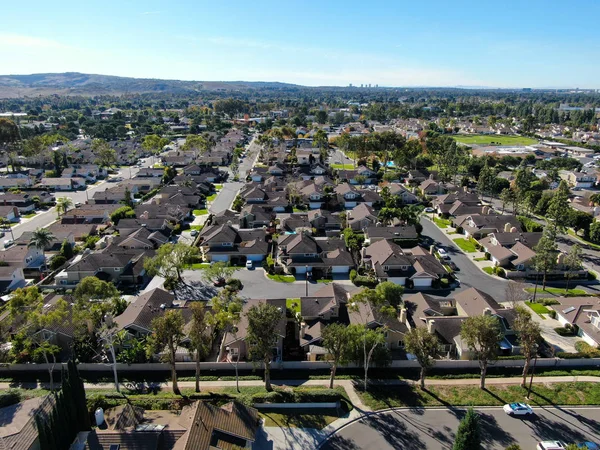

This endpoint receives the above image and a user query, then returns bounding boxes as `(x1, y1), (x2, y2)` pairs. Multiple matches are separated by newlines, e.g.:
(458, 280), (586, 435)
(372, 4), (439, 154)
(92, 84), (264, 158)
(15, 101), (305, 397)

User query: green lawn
(331, 163), (354, 170)
(452, 134), (538, 146)
(293, 207), (308, 213)
(317, 279), (333, 283)
(357, 382), (600, 411)
(259, 411), (339, 429)
(21, 212), (36, 218)
(213, 184), (223, 190)
(286, 298), (301, 315)
(190, 225), (204, 231)
(433, 217), (451, 228)
(453, 238), (478, 253)
(268, 274), (296, 283)
(206, 194), (217, 202)
(186, 263), (211, 269)
(525, 301), (551, 317)
(568, 229), (600, 251)
(524, 287), (588, 297)
(482, 267), (494, 275)
(193, 209), (208, 216)
(474, 256), (488, 261)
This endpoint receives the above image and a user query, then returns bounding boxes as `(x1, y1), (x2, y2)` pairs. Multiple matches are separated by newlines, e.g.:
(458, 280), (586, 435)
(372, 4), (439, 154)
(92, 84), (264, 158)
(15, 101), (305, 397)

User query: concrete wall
(1, 357), (599, 374)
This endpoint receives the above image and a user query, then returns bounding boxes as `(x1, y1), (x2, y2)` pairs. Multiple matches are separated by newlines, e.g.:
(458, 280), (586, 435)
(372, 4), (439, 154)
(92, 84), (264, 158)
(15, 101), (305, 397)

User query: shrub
(266, 254), (274, 273)
(541, 299), (560, 306)
(484, 252), (490, 260)
(496, 268), (506, 278)
(226, 278), (243, 291)
(548, 310), (557, 319)
(0, 390), (22, 409)
(353, 275), (378, 288)
(49, 255), (67, 271)
(554, 325), (576, 336)
(517, 215), (544, 232)
(574, 341), (600, 356)
(349, 269), (357, 282)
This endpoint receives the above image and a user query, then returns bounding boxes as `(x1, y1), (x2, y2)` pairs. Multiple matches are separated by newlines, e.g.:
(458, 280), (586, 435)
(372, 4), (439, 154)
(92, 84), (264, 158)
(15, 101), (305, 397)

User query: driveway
(183, 268), (352, 299)
(321, 406), (600, 450)
(420, 217), (515, 301)
(209, 181), (243, 214)
(529, 309), (579, 353)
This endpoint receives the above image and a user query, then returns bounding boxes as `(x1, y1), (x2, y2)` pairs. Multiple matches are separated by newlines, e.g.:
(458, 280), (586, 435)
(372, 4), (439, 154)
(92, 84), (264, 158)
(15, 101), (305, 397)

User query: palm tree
(28, 228), (55, 251)
(590, 193), (600, 206)
(56, 197), (73, 217)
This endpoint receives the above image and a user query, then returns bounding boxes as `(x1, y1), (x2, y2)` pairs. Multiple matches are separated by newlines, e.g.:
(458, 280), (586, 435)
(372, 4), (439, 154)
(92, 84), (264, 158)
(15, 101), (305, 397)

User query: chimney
(427, 319), (436, 334)
(504, 222), (511, 232)
(399, 307), (407, 324)
(429, 245), (436, 255)
(481, 206), (489, 215)
(483, 307), (492, 316)
(299, 321), (306, 340)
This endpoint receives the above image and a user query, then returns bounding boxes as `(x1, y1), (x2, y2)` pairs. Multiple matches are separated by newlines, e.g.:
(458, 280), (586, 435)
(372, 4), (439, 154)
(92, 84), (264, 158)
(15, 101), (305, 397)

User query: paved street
(329, 149), (354, 167)
(183, 268), (351, 298)
(420, 217), (514, 300)
(321, 406), (600, 450)
(10, 161), (148, 241)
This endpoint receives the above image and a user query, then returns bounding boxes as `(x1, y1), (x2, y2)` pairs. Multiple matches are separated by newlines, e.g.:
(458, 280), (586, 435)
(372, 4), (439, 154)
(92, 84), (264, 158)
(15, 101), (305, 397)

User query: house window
(384, 266), (389, 271)
(114, 268), (120, 272)
(398, 340), (404, 348)
(517, 264), (524, 270)
(221, 242), (233, 247)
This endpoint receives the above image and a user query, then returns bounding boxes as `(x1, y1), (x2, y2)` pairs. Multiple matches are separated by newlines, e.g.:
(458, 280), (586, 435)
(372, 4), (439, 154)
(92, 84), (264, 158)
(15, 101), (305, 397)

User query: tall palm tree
(56, 197), (73, 217)
(28, 228), (55, 251)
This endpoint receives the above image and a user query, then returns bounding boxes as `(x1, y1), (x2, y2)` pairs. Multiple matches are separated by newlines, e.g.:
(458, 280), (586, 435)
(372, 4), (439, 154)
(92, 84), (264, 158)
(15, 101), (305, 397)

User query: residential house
(277, 233), (354, 277)
(559, 170), (597, 190)
(0, 396), (56, 450)
(432, 192), (480, 215)
(239, 205), (274, 229)
(0, 191), (54, 213)
(40, 177), (85, 191)
(0, 242), (45, 271)
(0, 205), (19, 222)
(479, 232), (542, 268)
(386, 183), (420, 204)
(61, 204), (119, 224)
(365, 225), (418, 246)
(219, 298), (286, 363)
(346, 203), (377, 231)
(337, 165), (378, 185)
(550, 297), (600, 347)
(349, 298), (409, 353)
(0, 264), (26, 292)
(307, 209), (342, 236)
(407, 170), (427, 184)
(91, 186), (137, 205)
(198, 224), (269, 264)
(453, 214), (522, 239)
(0, 177), (33, 191)
(47, 222), (98, 242)
(16, 229), (75, 252)
(361, 240), (447, 288)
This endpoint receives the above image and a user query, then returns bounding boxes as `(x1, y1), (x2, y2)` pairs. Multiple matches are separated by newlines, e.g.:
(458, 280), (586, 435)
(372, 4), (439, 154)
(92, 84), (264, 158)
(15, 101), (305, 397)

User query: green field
(525, 301), (551, 317)
(452, 134), (538, 146)
(268, 274), (296, 283)
(331, 163), (355, 170)
(206, 194), (217, 202)
(433, 217), (451, 228)
(482, 267), (494, 275)
(524, 287), (588, 297)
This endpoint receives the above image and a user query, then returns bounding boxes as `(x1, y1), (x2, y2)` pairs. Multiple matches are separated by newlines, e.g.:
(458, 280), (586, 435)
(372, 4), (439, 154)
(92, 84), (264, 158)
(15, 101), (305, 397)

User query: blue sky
(1, 0), (599, 88)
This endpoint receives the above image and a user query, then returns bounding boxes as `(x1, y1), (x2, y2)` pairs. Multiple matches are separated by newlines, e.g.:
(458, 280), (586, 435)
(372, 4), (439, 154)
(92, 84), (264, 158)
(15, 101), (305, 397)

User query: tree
(28, 228), (54, 253)
(546, 180), (571, 238)
(313, 129), (329, 162)
(378, 207), (399, 226)
(533, 234), (558, 291)
(142, 134), (169, 162)
(245, 302), (283, 391)
(321, 323), (353, 389)
(29, 298), (69, 391)
(74, 276), (121, 303)
(404, 327), (439, 389)
(121, 187), (134, 208)
(315, 110), (328, 124)
(188, 303), (212, 392)
(504, 281), (528, 308)
(92, 139), (117, 168)
(460, 315), (503, 389)
(477, 158), (495, 202)
(374, 281), (404, 309)
(60, 239), (74, 260)
(202, 261), (235, 285)
(147, 310), (185, 394)
(9, 286), (43, 328)
(453, 408), (481, 450)
(144, 243), (200, 286)
(210, 289), (243, 391)
(110, 206), (136, 225)
(56, 197), (73, 217)
(501, 187), (518, 214)
(513, 306), (541, 388)
(564, 244), (582, 293)
(182, 134), (210, 157)
(348, 288), (395, 391)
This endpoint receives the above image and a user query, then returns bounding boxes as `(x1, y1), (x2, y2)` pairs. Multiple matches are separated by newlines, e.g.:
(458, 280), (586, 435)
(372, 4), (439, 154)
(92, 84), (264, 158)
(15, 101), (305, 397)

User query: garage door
(331, 266), (349, 274)
(246, 255), (264, 261)
(413, 278), (432, 288)
(211, 255), (229, 262)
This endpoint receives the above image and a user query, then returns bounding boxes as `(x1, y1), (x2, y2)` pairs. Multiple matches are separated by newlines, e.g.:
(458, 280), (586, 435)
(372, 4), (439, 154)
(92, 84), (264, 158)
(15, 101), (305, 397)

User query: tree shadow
(478, 411), (517, 448)
(363, 412), (427, 450)
(321, 434), (360, 450)
(523, 414), (590, 444)
(390, 408), (455, 447)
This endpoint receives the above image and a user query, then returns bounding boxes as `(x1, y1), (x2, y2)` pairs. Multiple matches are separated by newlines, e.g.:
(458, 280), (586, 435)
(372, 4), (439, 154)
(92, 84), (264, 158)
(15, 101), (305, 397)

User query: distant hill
(0, 72), (302, 97)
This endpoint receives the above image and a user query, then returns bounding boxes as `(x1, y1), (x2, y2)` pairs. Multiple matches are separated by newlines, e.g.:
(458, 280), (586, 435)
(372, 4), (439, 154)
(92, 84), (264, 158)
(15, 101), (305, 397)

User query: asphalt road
(420, 217), (514, 300)
(329, 149), (355, 167)
(9, 161), (148, 241)
(322, 406), (600, 450)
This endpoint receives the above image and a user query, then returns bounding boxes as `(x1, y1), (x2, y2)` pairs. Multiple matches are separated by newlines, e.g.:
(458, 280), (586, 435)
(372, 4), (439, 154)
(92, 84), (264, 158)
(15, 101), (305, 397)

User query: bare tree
(505, 281), (528, 308)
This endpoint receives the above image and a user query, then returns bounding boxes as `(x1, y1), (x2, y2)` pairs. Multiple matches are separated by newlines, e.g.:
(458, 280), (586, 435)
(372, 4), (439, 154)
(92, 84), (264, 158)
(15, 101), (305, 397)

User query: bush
(0, 390), (22, 409)
(541, 299), (560, 306)
(548, 310), (557, 319)
(554, 325), (576, 336)
(517, 215), (544, 232)
(226, 278), (243, 291)
(353, 275), (378, 288)
(496, 267), (506, 278)
(574, 341), (600, 356)
(349, 269), (357, 282)
(49, 255), (67, 270)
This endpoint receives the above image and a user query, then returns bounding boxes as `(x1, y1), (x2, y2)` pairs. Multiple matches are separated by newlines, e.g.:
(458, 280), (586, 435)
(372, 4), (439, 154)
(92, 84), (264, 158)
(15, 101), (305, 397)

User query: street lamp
(305, 265), (309, 296)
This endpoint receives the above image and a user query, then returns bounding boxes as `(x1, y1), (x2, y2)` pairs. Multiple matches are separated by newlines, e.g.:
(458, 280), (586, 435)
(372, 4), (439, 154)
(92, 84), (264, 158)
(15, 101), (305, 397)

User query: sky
(1, 0), (599, 88)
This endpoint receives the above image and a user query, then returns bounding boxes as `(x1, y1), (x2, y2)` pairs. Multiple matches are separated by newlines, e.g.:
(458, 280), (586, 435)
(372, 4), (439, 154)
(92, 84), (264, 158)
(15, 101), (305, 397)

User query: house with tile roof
(198, 224), (269, 264)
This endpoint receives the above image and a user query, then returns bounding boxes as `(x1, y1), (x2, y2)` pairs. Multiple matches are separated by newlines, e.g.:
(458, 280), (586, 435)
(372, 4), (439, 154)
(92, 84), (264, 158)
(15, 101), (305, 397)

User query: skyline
(1, 0), (600, 89)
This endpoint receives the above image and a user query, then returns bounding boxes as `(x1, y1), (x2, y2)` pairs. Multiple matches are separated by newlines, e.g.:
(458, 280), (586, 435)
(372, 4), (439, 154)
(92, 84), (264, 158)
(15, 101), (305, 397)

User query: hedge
(353, 275), (378, 288)
(0, 390), (22, 409)
(554, 326), (577, 336)
(239, 388), (344, 406)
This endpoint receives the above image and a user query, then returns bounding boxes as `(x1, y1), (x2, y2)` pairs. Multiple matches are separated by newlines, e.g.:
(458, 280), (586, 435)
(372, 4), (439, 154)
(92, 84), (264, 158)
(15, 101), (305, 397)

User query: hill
(0, 72), (302, 97)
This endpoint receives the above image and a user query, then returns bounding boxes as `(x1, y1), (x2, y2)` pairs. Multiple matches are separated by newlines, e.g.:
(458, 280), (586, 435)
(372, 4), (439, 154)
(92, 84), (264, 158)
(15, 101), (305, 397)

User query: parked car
(245, 260), (253, 269)
(3, 239), (13, 248)
(503, 403), (533, 416)
(537, 441), (566, 450)
(448, 261), (459, 271)
(190, 230), (198, 237)
(424, 207), (435, 213)
(438, 248), (448, 256)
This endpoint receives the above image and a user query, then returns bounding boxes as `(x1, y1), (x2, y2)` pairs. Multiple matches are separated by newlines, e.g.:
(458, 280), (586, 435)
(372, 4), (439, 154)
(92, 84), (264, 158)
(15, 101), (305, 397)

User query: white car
(503, 402), (533, 416)
(536, 441), (565, 450)
(245, 260), (253, 269)
(438, 248), (448, 256)
(425, 207), (435, 213)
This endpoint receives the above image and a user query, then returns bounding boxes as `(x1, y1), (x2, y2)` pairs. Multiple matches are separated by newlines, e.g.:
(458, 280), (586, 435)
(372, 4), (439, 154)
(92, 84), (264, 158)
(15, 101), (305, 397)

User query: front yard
(453, 238), (478, 253)
(206, 194), (217, 202)
(267, 274), (296, 283)
(433, 217), (451, 228)
(524, 287), (588, 297)
(193, 209), (208, 216)
(525, 301), (551, 317)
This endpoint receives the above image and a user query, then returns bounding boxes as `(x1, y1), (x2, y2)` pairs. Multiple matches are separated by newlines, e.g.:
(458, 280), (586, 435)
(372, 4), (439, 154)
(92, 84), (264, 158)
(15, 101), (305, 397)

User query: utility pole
(526, 352), (538, 400)
(305, 265), (308, 297)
